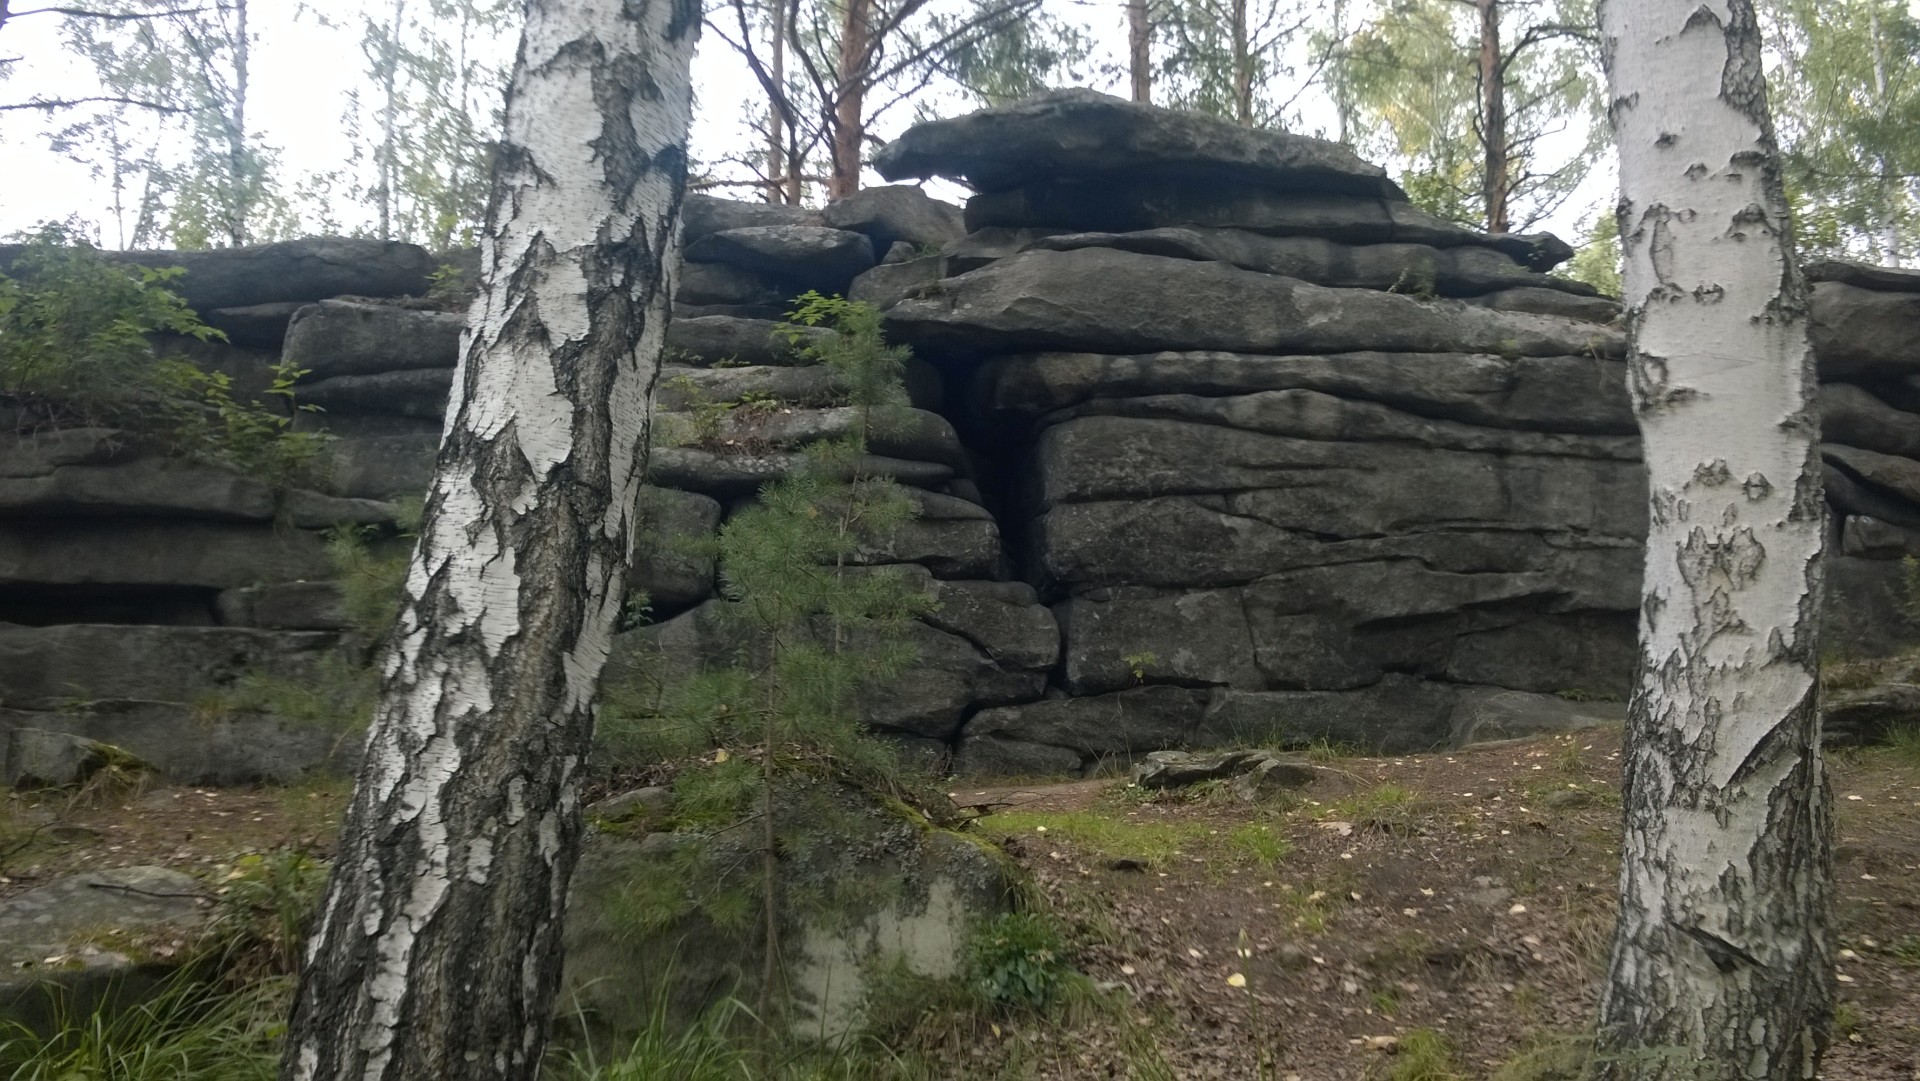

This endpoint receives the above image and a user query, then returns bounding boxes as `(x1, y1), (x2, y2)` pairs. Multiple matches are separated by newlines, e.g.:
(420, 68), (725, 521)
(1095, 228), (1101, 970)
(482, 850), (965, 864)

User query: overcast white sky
(0, 0), (1614, 248)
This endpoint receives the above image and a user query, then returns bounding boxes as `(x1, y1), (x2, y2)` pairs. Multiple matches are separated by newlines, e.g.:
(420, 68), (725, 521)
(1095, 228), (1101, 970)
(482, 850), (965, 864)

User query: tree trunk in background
(225, 0), (249, 246)
(1476, 0), (1508, 234)
(829, 0), (871, 199)
(766, 0), (788, 204)
(1128, 0), (1151, 104)
(1594, 1), (1832, 1078)
(375, 0), (406, 240)
(278, 0), (697, 1075)
(1230, 0), (1250, 125)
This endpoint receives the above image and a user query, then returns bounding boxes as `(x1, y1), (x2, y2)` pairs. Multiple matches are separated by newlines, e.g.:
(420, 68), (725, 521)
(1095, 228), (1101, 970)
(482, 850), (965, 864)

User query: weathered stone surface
(846, 490), (1005, 579)
(849, 255), (948, 309)
(1807, 259), (1920, 293)
(1825, 463), (1920, 528)
(1841, 515), (1920, 559)
(886, 249), (1622, 360)
(1469, 286), (1620, 324)
(676, 260), (788, 307)
(0, 865), (209, 1014)
(875, 88), (1398, 198)
(943, 227), (1060, 272)
(970, 350), (1634, 436)
(822, 185), (966, 250)
(960, 675), (1478, 764)
(283, 299), (464, 378)
(3, 728), (132, 789)
(664, 405), (966, 468)
(647, 448), (954, 497)
(562, 780), (1009, 1048)
(298, 368), (453, 419)
(664, 315), (828, 366)
(1827, 555), (1920, 658)
(0, 700), (351, 784)
(1057, 578), (1635, 697)
(1031, 415), (1646, 525)
(682, 194), (822, 240)
(1822, 383), (1920, 460)
(1131, 748), (1314, 790)
(952, 733), (1085, 776)
(0, 238), (434, 313)
(633, 486), (722, 610)
(1044, 389), (1639, 460)
(203, 301), (306, 347)
(609, 569), (1054, 741)
(882, 240), (918, 264)
(1823, 443), (1920, 506)
(1813, 281), (1920, 381)
(655, 364), (845, 411)
(963, 179), (1574, 269)
(1031, 228), (1572, 296)
(0, 519), (332, 589)
(684, 226), (876, 290)
(1444, 687), (1626, 745)
(1825, 683), (1920, 744)
(216, 581), (349, 631)
(1036, 496), (1643, 594)
(0, 623), (332, 708)
(325, 423), (441, 501)
(0, 448), (392, 528)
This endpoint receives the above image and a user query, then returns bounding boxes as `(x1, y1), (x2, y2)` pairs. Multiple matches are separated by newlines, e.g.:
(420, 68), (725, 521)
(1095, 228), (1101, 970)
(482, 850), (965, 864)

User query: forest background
(2, 0), (1917, 277)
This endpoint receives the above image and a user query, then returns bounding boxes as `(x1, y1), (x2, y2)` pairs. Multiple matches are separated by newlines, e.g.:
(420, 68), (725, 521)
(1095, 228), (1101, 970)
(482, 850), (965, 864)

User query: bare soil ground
(2, 729), (1915, 1081)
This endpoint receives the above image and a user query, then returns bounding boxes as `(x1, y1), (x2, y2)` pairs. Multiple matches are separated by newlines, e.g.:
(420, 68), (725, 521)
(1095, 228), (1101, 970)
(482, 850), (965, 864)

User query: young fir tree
(610, 293), (936, 1025)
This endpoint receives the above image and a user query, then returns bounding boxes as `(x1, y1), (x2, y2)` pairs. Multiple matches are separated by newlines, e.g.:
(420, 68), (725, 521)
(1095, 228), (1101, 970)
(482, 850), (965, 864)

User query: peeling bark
(278, 0), (697, 1077)
(1595, 2), (1832, 1078)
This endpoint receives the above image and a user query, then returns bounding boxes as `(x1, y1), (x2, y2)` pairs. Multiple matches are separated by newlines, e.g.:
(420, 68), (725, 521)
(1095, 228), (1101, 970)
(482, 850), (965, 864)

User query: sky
(0, 0), (1614, 249)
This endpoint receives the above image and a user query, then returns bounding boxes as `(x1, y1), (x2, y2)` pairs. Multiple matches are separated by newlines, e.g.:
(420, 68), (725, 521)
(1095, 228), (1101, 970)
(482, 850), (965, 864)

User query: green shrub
(0, 224), (217, 420)
(0, 225), (329, 490)
(967, 911), (1073, 1012)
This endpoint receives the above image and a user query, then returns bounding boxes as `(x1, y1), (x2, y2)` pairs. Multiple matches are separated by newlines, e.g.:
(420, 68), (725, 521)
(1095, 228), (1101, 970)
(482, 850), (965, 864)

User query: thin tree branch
(0, 94), (192, 112)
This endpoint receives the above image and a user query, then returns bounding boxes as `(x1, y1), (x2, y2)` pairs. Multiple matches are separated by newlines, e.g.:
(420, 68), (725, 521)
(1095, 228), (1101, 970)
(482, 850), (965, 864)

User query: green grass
(1385, 1027), (1465, 1081)
(1885, 722), (1920, 767)
(0, 973), (288, 1081)
(976, 811), (1210, 866)
(1226, 822), (1291, 868)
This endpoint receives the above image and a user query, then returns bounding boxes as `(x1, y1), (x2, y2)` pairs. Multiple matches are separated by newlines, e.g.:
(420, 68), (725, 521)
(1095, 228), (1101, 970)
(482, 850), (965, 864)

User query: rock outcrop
(8, 91), (1920, 787)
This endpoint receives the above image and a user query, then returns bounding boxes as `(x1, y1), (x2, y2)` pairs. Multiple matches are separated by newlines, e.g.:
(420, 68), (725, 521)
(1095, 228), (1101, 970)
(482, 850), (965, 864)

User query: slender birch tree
(277, 0), (697, 1076)
(1595, 1), (1831, 1077)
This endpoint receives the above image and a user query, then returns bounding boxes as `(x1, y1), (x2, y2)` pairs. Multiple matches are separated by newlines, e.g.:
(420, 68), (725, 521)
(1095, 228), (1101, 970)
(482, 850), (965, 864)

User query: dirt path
(2, 731), (1915, 1079)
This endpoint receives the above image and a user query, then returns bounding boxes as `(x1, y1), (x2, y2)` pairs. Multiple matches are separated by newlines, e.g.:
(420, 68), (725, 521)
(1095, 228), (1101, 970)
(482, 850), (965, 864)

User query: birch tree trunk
(278, 0), (697, 1076)
(1595, 1), (1832, 1078)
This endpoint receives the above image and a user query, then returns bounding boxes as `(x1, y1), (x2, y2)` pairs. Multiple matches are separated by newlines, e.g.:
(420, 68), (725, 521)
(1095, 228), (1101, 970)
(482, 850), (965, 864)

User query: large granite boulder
(886, 248), (1621, 359)
(875, 88), (1399, 198)
(961, 178), (1573, 269)
(684, 226), (877, 292)
(823, 185), (967, 250)
(283, 299), (465, 379)
(0, 237), (433, 313)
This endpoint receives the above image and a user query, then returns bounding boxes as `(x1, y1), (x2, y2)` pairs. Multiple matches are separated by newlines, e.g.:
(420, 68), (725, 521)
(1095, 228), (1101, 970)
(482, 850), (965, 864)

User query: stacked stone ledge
(0, 238), (433, 783)
(9, 91), (1920, 787)
(861, 89), (1920, 774)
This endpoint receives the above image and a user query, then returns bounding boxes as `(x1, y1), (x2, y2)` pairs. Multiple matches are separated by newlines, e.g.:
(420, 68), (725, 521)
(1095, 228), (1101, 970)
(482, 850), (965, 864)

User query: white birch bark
(279, 0), (698, 1076)
(1595, 2), (1832, 1078)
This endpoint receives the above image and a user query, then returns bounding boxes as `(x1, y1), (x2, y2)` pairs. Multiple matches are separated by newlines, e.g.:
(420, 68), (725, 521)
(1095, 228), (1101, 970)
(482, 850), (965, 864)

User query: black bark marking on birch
(592, 53), (656, 213)
(1678, 922), (1762, 972)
